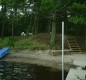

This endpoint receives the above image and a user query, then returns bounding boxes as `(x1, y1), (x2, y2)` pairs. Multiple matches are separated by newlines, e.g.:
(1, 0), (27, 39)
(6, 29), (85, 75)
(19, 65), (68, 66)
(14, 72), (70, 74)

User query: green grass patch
(0, 33), (61, 50)
(14, 40), (33, 49)
(14, 40), (50, 50)
(0, 37), (14, 48)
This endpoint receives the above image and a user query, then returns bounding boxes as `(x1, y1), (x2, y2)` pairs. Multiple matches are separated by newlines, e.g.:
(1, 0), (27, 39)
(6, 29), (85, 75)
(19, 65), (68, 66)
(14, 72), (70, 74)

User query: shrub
(0, 37), (14, 48)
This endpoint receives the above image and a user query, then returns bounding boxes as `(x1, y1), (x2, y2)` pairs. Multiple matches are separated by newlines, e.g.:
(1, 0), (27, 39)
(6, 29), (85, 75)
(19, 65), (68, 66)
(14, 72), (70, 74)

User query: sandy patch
(0, 50), (86, 71)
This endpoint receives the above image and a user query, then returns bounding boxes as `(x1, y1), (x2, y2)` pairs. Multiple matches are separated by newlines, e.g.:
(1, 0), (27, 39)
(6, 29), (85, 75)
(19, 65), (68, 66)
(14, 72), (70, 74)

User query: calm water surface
(0, 61), (67, 80)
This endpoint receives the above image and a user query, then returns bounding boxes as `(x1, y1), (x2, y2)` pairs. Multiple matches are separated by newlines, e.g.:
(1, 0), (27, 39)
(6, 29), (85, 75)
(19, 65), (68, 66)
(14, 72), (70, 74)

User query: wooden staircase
(67, 36), (82, 53)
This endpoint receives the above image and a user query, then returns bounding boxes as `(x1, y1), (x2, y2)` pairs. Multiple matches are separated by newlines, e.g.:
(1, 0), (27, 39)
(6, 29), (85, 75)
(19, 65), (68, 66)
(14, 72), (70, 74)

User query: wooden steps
(67, 36), (82, 52)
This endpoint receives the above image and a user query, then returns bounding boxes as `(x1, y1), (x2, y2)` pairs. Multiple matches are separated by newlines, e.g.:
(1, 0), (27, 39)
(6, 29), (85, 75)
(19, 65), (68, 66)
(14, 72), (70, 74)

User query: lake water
(0, 61), (67, 80)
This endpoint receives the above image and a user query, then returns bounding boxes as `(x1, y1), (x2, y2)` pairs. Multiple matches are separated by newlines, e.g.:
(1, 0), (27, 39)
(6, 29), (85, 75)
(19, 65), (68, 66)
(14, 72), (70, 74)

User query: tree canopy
(0, 0), (86, 45)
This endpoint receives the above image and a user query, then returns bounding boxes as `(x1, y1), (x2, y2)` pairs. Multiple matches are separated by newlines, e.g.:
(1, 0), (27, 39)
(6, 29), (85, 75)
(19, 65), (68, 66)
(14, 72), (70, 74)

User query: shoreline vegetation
(0, 33), (85, 71)
(0, 33), (69, 50)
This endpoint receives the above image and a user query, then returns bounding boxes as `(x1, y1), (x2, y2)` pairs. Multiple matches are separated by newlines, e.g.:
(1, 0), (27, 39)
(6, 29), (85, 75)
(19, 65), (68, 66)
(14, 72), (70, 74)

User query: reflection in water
(0, 61), (67, 80)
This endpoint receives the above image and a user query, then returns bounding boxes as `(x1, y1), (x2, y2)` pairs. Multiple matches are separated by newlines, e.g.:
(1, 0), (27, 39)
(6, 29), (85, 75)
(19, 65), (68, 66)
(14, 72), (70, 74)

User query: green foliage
(0, 0), (86, 49)
(41, 0), (57, 9)
(68, 2), (86, 25)
(0, 33), (61, 50)
(0, 0), (7, 4)
(40, 0), (58, 12)
(29, 43), (50, 50)
(69, 16), (86, 25)
(7, 0), (25, 8)
(0, 37), (14, 48)
(14, 40), (50, 50)
(69, 2), (86, 11)
(14, 40), (33, 49)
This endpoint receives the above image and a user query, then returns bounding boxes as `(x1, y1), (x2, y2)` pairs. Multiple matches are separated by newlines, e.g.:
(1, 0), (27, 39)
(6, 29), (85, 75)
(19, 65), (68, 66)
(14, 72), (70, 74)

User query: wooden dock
(66, 60), (86, 80)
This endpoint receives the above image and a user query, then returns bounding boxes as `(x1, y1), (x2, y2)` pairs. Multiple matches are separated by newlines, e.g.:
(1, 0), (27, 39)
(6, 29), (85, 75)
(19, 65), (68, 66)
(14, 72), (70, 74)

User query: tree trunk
(12, 8), (17, 37)
(33, 15), (36, 34)
(48, 18), (52, 32)
(27, 15), (32, 33)
(1, 22), (5, 37)
(33, 14), (38, 34)
(85, 28), (86, 46)
(1, 5), (7, 37)
(12, 22), (14, 37)
(50, 14), (56, 46)
(35, 18), (39, 34)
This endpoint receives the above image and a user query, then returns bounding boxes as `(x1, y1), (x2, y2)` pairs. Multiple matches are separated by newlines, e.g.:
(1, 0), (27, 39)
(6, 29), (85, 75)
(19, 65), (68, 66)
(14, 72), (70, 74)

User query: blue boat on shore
(0, 47), (10, 58)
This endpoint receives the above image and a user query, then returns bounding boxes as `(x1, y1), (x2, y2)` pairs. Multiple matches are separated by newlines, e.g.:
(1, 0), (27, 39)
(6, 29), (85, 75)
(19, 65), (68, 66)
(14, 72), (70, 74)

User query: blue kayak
(0, 47), (10, 58)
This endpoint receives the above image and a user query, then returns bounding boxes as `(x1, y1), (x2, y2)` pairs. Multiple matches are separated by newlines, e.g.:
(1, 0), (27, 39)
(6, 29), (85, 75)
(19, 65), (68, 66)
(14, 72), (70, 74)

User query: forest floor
(1, 49), (86, 71)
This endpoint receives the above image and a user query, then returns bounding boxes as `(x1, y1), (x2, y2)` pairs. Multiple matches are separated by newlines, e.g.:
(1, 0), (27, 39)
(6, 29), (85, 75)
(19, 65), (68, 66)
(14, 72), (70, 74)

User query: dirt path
(0, 50), (86, 71)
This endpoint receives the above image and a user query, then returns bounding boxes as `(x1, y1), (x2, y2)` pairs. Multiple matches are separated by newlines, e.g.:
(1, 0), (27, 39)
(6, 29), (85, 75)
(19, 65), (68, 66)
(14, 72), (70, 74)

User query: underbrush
(0, 33), (60, 50)
(14, 40), (50, 50)
(0, 37), (14, 48)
